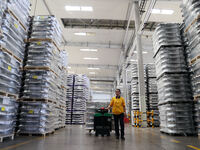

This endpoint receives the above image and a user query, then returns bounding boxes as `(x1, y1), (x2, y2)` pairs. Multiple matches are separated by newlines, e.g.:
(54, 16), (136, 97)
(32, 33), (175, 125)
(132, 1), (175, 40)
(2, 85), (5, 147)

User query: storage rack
(153, 23), (195, 135)
(0, 0), (30, 141)
(181, 1), (200, 136)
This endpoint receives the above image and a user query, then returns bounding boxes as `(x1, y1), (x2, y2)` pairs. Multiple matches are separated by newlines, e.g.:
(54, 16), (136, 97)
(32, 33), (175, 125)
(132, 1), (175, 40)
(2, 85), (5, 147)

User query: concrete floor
(0, 126), (200, 150)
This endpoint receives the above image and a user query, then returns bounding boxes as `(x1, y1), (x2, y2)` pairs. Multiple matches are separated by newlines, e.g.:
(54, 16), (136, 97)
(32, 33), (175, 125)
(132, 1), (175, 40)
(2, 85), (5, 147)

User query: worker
(107, 89), (126, 140)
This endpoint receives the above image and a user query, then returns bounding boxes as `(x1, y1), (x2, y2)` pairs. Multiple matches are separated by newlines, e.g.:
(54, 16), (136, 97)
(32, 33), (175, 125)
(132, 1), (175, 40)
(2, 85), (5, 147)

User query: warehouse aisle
(0, 126), (199, 150)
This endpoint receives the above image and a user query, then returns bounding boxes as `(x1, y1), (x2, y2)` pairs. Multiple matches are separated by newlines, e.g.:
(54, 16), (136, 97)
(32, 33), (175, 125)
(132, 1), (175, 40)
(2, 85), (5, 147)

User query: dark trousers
(114, 113), (124, 137)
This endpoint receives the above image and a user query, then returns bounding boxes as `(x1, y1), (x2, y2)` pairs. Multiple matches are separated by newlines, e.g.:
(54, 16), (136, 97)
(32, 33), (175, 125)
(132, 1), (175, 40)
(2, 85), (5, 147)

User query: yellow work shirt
(110, 96), (125, 115)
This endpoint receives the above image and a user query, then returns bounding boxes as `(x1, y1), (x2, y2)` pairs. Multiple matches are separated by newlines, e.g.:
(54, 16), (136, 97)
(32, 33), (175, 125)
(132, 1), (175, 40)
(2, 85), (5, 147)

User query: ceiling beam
(61, 18), (159, 30)
(89, 76), (115, 82)
(68, 64), (118, 70)
(65, 41), (122, 49)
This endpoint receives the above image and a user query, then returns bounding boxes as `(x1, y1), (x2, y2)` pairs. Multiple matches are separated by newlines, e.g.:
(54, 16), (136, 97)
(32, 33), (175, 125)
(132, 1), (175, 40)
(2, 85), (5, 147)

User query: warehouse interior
(0, 0), (200, 149)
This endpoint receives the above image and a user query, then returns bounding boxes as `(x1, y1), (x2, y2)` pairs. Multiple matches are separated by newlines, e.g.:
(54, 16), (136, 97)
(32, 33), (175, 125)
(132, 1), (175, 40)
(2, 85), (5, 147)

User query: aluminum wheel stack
(19, 16), (65, 135)
(131, 64), (147, 111)
(153, 23), (195, 135)
(146, 64), (159, 127)
(181, 0), (200, 135)
(0, 0), (30, 141)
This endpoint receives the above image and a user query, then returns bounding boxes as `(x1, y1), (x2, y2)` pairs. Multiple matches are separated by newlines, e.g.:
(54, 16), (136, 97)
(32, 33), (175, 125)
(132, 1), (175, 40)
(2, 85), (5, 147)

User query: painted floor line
(0, 137), (43, 150)
(187, 145), (200, 150)
(170, 140), (181, 144)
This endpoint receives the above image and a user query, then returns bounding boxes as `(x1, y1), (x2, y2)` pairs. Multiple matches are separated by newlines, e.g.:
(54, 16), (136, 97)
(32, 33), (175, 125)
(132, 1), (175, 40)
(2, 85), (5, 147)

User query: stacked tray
(153, 23), (194, 135)
(19, 102), (56, 134)
(66, 74), (90, 124)
(181, 1), (200, 135)
(131, 64), (147, 111)
(146, 64), (159, 127)
(0, 0), (30, 139)
(85, 102), (95, 130)
(159, 103), (194, 134)
(0, 96), (18, 136)
(19, 16), (66, 133)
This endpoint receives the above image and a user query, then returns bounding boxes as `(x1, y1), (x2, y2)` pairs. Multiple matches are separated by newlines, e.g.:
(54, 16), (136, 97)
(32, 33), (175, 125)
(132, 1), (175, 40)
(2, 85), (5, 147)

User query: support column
(133, 1), (147, 127)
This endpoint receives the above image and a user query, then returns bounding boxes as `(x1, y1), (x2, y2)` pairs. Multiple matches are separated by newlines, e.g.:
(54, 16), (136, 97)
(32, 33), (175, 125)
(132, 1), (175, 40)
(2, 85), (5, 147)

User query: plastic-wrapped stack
(146, 64), (159, 127)
(0, 0), (30, 140)
(19, 16), (66, 134)
(66, 74), (90, 124)
(85, 102), (110, 131)
(85, 101), (95, 130)
(72, 75), (90, 124)
(153, 23), (195, 135)
(181, 0), (200, 135)
(66, 75), (74, 124)
(131, 64), (147, 111)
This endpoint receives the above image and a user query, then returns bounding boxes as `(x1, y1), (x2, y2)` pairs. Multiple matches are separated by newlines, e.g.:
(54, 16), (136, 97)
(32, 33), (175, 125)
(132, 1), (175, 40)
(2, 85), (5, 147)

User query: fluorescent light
(65, 6), (80, 11)
(81, 6), (93, 12)
(152, 9), (161, 14)
(84, 57), (99, 60)
(152, 9), (174, 15)
(74, 32), (95, 36)
(67, 66), (71, 69)
(130, 59), (137, 62)
(74, 32), (87, 36)
(88, 67), (100, 70)
(80, 49), (98, 52)
(161, 9), (174, 15)
(133, 51), (148, 54)
(89, 72), (96, 74)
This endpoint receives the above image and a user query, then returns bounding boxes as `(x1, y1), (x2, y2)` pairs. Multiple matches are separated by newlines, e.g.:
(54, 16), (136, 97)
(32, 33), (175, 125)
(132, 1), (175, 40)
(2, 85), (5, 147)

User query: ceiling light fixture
(81, 6), (93, 12)
(130, 59), (137, 62)
(84, 57), (99, 60)
(65, 6), (80, 11)
(152, 9), (174, 15)
(88, 67), (100, 70)
(74, 32), (96, 36)
(133, 51), (148, 54)
(80, 49), (98, 52)
(74, 32), (87, 36)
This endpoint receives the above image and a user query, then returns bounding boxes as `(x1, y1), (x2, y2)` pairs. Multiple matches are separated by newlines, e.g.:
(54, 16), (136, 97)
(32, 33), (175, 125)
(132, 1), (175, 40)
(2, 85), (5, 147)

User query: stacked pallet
(66, 75), (74, 124)
(0, 0), (30, 141)
(19, 16), (65, 135)
(146, 64), (159, 127)
(66, 74), (90, 125)
(153, 23), (195, 135)
(131, 64), (147, 111)
(181, 1), (200, 135)
(85, 101), (96, 131)
(72, 75), (90, 124)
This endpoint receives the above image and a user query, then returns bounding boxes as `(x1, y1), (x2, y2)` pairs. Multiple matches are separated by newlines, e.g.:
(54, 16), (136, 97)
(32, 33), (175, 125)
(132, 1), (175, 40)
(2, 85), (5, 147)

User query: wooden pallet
(190, 55), (200, 65)
(19, 131), (55, 138)
(0, 90), (18, 99)
(194, 95), (200, 101)
(24, 66), (59, 77)
(185, 15), (200, 33)
(18, 98), (57, 105)
(0, 134), (14, 142)
(28, 38), (61, 52)
(7, 9), (27, 32)
(0, 46), (23, 63)
(160, 131), (196, 136)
